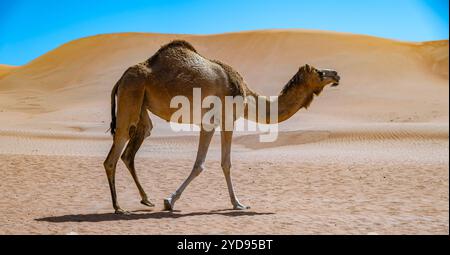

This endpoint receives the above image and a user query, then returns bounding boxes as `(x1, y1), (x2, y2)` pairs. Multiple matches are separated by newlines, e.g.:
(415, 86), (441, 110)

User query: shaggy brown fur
(211, 59), (246, 97)
(280, 70), (305, 95)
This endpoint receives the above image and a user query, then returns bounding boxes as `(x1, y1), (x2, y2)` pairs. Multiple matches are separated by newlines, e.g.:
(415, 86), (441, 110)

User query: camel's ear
(305, 64), (312, 73)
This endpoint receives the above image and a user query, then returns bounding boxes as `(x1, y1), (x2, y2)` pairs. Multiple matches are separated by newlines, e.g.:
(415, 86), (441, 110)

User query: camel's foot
(163, 198), (175, 211)
(233, 203), (250, 210)
(114, 208), (131, 215)
(140, 199), (155, 207)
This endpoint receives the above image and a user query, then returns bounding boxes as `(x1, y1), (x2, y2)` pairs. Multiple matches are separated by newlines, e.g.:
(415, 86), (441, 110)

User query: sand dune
(0, 30), (448, 133)
(0, 30), (448, 234)
(0, 64), (18, 80)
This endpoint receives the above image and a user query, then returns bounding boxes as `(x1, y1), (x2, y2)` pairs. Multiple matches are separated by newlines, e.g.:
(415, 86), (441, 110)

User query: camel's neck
(244, 74), (315, 124)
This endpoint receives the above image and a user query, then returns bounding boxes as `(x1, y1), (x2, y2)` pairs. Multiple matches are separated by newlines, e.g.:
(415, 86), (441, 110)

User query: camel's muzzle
(319, 69), (340, 86)
(331, 74), (340, 87)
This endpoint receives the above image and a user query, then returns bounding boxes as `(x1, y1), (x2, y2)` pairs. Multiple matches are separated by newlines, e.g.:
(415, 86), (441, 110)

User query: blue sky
(0, 0), (448, 65)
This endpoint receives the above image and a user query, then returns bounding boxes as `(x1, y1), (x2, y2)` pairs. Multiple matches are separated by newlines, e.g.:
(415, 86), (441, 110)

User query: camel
(103, 40), (340, 214)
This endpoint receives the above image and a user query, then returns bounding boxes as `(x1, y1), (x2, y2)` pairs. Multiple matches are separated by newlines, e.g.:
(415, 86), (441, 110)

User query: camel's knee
(192, 163), (205, 177)
(120, 152), (132, 167)
(121, 148), (138, 170)
(104, 136), (127, 175)
(221, 161), (231, 174)
(103, 159), (116, 175)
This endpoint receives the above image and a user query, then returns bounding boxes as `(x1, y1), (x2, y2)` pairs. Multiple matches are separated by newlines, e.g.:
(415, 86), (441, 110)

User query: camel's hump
(156, 40), (197, 54)
(159, 40), (197, 53)
(147, 40), (198, 64)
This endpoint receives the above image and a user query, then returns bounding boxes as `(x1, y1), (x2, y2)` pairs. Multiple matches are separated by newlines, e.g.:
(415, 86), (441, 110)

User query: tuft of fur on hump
(147, 40), (197, 64)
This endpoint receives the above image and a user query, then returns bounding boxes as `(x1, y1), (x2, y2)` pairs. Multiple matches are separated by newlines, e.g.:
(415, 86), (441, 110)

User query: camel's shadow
(35, 209), (275, 223)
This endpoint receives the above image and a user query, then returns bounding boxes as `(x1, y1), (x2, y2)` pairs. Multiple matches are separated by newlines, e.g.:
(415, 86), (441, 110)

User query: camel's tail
(109, 79), (120, 136)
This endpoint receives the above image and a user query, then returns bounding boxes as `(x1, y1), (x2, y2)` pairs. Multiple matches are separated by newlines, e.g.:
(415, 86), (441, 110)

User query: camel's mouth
(331, 75), (340, 86)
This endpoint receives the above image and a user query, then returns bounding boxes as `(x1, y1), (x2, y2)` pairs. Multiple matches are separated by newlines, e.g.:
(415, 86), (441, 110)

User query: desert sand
(0, 30), (448, 234)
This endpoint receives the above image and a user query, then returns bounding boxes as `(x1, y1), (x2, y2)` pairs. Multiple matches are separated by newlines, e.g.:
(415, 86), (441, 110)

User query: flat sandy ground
(0, 30), (448, 234)
(0, 124), (448, 234)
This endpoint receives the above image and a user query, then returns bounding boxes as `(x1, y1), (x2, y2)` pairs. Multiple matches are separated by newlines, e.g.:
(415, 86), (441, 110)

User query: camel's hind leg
(104, 68), (146, 214)
(104, 134), (128, 214)
(121, 107), (154, 207)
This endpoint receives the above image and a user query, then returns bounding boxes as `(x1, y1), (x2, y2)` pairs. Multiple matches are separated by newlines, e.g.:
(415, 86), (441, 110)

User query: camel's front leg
(164, 129), (215, 210)
(221, 131), (250, 210)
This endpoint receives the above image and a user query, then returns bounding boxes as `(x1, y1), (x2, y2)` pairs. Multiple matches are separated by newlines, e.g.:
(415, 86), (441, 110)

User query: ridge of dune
(0, 64), (17, 69)
(0, 29), (448, 133)
(1, 30), (448, 91)
(3, 30), (448, 85)
(417, 40), (449, 79)
(0, 64), (18, 79)
(17, 28), (439, 68)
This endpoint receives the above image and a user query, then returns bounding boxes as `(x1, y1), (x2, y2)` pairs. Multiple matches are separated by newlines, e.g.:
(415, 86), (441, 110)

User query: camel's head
(299, 64), (340, 95)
